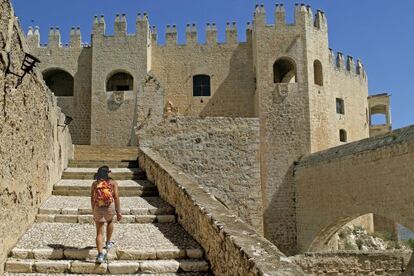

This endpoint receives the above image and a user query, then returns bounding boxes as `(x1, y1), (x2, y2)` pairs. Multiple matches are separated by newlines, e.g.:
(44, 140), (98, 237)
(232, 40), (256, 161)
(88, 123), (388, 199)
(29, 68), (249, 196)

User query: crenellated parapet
(329, 48), (367, 80)
(93, 13), (149, 37)
(254, 3), (327, 31)
(26, 25), (85, 49)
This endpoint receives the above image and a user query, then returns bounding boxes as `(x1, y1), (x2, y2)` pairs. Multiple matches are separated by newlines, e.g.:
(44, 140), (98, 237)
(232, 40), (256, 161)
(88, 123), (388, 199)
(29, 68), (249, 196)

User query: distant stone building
(25, 3), (393, 253)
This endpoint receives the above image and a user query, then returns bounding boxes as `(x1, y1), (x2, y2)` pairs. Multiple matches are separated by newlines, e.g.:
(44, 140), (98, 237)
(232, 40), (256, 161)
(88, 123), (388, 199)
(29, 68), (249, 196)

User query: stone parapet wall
(0, 0), (73, 272)
(137, 147), (305, 275)
(137, 117), (262, 233)
(290, 251), (412, 275)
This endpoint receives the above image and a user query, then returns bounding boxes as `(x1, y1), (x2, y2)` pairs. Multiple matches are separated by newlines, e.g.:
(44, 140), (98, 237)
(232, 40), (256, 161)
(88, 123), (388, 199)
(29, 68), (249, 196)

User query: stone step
(53, 180), (157, 197)
(5, 273), (212, 276)
(61, 168), (146, 180)
(5, 259), (209, 274)
(36, 196), (176, 224)
(10, 223), (204, 262)
(74, 145), (138, 161)
(68, 160), (138, 168)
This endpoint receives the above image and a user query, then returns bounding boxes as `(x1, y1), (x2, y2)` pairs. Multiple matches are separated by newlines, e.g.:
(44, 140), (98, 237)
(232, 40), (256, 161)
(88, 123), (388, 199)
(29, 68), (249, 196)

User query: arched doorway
(43, 69), (74, 96)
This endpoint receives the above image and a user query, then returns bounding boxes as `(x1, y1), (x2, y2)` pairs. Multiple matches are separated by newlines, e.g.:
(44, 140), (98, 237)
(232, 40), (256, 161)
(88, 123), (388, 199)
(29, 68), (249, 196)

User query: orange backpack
(94, 180), (114, 207)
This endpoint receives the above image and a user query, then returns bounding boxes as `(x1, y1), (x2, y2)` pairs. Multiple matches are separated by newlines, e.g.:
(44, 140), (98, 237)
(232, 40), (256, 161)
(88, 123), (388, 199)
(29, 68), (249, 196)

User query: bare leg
(106, 220), (114, 242)
(95, 222), (104, 253)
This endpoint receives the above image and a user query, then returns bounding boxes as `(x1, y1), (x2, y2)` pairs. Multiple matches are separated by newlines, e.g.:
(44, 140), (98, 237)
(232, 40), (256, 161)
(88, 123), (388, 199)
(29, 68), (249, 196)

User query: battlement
(92, 13), (149, 37)
(254, 3), (328, 30)
(26, 25), (86, 49)
(329, 49), (367, 80)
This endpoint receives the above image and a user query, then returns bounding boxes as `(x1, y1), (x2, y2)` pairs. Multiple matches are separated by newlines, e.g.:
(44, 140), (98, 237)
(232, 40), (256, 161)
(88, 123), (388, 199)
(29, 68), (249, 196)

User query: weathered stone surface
(11, 249), (32, 259)
(156, 249), (186, 259)
(157, 215), (176, 223)
(78, 215), (94, 224)
(35, 215), (56, 223)
(70, 261), (107, 274)
(118, 249), (156, 260)
(138, 147), (305, 275)
(186, 249), (203, 259)
(138, 118), (262, 234)
(54, 215), (78, 223)
(179, 260), (209, 272)
(290, 251), (412, 275)
(135, 215), (156, 223)
(34, 260), (70, 273)
(108, 261), (140, 274)
(5, 259), (33, 273)
(140, 260), (180, 273)
(33, 248), (63, 260)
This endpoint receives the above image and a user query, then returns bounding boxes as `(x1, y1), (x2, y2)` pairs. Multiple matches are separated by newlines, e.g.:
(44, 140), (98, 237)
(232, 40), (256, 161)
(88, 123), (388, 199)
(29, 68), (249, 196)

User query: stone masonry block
(11, 248), (32, 259)
(38, 208), (60, 215)
(34, 260), (71, 273)
(71, 261), (107, 274)
(156, 248), (186, 259)
(117, 215), (135, 223)
(108, 262), (140, 274)
(130, 208), (148, 215)
(78, 208), (92, 215)
(179, 260), (209, 272)
(5, 259), (33, 273)
(78, 215), (94, 224)
(186, 248), (204, 259)
(61, 208), (78, 215)
(135, 215), (156, 223)
(64, 248), (90, 260)
(36, 214), (56, 223)
(140, 260), (180, 273)
(117, 249), (156, 260)
(156, 215), (176, 223)
(33, 248), (64, 260)
(55, 215), (78, 223)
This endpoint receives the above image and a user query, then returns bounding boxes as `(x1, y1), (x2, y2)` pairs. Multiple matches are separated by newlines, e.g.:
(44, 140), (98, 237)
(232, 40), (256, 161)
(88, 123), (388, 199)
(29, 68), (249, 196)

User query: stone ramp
(53, 180), (157, 196)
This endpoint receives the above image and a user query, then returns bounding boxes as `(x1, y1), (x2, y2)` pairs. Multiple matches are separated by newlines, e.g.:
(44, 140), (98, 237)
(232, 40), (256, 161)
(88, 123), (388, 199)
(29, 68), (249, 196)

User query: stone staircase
(5, 146), (211, 275)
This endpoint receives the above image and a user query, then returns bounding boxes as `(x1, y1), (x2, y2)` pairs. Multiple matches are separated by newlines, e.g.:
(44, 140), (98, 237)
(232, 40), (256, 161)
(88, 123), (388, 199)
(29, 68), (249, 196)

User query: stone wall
(0, 0), (73, 272)
(151, 40), (255, 118)
(294, 125), (414, 253)
(290, 251), (412, 275)
(137, 117), (263, 233)
(138, 147), (305, 275)
(29, 39), (92, 145)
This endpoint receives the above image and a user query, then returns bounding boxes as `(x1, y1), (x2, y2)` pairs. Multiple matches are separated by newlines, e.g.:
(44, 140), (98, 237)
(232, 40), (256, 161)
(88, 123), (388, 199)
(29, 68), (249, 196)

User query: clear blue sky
(12, 0), (414, 129)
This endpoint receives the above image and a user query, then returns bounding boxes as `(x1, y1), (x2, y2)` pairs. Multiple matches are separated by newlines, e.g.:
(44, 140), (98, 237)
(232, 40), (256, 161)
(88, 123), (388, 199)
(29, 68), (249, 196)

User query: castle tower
(90, 13), (150, 146)
(252, 3), (369, 254)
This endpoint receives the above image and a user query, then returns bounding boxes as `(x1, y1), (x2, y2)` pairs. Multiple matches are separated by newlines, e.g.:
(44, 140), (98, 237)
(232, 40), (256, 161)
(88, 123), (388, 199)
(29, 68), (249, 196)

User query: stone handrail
(138, 147), (304, 275)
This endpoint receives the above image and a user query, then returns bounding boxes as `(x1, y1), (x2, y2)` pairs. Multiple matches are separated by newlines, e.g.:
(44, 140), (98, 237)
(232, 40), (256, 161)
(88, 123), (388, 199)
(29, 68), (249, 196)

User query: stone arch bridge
(294, 125), (414, 253)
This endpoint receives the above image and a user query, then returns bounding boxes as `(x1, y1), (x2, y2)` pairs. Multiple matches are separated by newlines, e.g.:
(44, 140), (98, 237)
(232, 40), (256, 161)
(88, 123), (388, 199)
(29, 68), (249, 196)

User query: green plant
(404, 238), (414, 250)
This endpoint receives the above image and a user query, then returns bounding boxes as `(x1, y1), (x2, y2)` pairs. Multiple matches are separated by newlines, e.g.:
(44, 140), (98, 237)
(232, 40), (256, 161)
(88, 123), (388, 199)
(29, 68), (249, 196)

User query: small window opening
(273, 58), (297, 83)
(193, 75), (211, 97)
(313, 60), (323, 86)
(336, 98), (345, 115)
(339, 129), (347, 142)
(106, 72), (134, 92)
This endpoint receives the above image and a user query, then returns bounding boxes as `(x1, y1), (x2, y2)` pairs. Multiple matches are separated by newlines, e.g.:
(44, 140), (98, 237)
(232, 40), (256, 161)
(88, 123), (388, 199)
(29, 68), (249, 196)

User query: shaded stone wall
(0, 0), (73, 272)
(137, 117), (263, 233)
(138, 147), (305, 275)
(295, 125), (414, 252)
(290, 251), (411, 275)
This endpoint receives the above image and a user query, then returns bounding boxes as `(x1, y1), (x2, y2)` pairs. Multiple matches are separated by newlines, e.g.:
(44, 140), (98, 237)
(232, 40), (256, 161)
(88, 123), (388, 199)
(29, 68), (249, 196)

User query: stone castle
(3, 0), (413, 274)
(25, 3), (391, 147)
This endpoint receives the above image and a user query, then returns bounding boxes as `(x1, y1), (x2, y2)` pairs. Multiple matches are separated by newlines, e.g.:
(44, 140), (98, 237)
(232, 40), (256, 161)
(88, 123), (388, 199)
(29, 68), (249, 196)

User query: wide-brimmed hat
(95, 166), (111, 180)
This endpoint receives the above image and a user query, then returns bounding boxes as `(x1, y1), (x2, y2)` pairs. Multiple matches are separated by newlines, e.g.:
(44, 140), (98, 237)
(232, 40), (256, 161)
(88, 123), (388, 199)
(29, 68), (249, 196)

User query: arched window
(273, 57), (297, 83)
(106, 72), (134, 92)
(43, 69), (74, 96)
(370, 104), (388, 126)
(339, 129), (347, 142)
(314, 59), (323, 86)
(193, 75), (211, 97)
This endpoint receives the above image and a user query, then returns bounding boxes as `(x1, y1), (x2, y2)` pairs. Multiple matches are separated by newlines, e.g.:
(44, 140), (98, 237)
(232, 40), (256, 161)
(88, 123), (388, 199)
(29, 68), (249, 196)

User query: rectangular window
(193, 75), (211, 97)
(336, 98), (345, 114)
